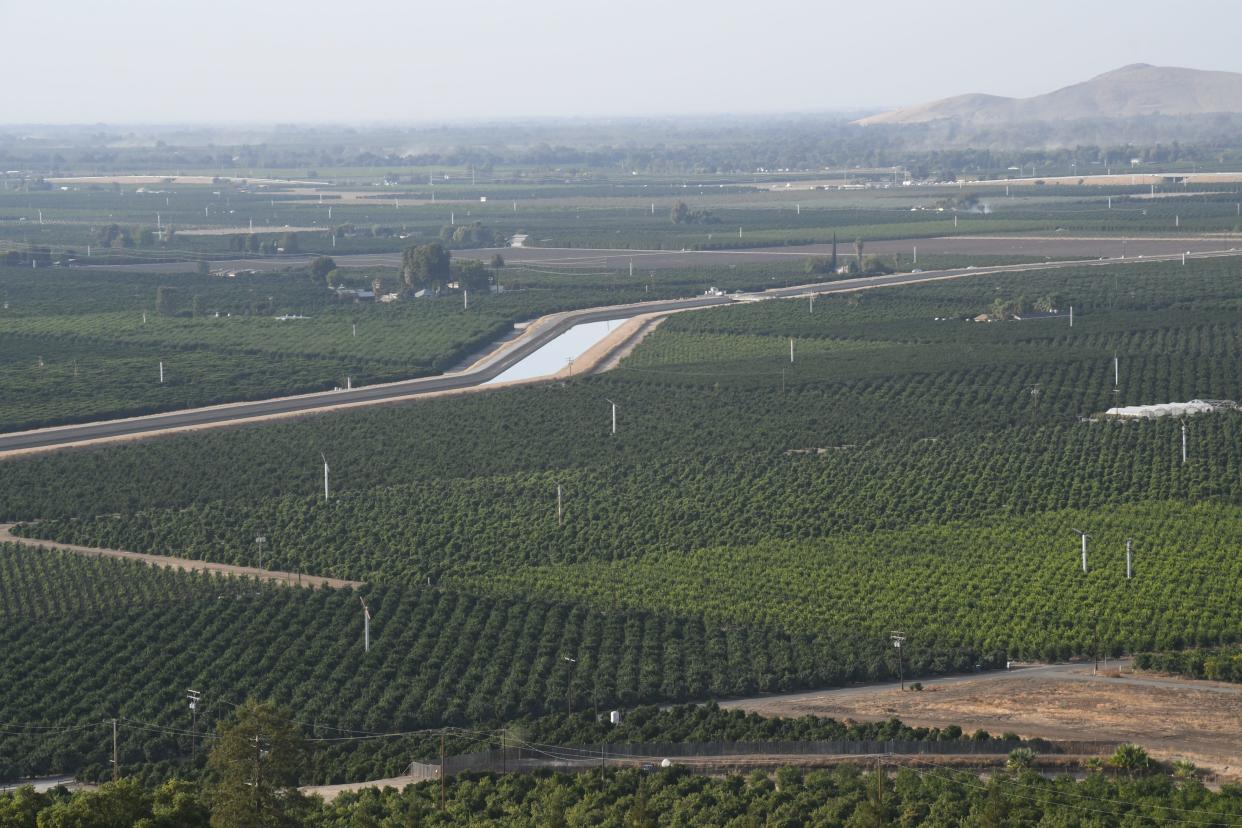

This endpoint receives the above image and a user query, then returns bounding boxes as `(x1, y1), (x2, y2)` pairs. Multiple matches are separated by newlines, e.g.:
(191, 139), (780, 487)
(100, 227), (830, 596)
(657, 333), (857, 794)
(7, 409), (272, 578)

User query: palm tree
(1109, 743), (1150, 775)
(1005, 747), (1035, 771)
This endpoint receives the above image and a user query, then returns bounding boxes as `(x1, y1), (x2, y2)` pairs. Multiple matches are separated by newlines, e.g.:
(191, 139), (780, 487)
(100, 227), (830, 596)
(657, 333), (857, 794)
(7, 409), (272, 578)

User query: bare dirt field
(974, 172), (1242, 187)
(722, 663), (1242, 779)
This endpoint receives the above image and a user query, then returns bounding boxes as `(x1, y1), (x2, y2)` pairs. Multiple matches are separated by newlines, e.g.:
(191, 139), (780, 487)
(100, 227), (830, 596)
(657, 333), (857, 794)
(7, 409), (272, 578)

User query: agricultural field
(8, 763), (1242, 827)
(5, 163), (1242, 266)
(0, 252), (1068, 431)
(3, 255), (1241, 784)
(0, 265), (514, 430)
(0, 544), (988, 784)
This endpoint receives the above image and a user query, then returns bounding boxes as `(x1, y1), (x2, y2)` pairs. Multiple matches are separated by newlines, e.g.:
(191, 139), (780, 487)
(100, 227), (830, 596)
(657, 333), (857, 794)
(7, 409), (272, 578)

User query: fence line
(408, 737), (1120, 779)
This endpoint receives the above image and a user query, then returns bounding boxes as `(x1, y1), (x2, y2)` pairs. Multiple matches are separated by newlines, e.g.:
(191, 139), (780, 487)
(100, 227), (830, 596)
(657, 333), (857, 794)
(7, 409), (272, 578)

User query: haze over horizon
(4, 0), (1242, 124)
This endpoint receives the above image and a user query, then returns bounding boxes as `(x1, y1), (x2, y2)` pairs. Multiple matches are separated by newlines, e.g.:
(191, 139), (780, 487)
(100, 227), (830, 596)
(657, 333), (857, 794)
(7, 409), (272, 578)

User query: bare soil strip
(0, 523), (361, 589)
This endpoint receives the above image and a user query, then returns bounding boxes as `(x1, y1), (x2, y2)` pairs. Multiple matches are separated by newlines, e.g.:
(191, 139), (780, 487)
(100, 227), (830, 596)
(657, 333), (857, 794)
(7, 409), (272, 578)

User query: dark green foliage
(401, 242), (450, 290)
(6, 767), (1242, 828)
(1, 547), (956, 785)
(1135, 648), (1242, 682)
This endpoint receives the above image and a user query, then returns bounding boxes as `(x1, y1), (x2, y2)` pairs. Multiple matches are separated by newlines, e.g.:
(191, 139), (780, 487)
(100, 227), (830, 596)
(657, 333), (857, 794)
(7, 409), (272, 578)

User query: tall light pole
(320, 453), (330, 502)
(890, 632), (906, 690)
(1072, 528), (1089, 574)
(359, 596), (371, 653)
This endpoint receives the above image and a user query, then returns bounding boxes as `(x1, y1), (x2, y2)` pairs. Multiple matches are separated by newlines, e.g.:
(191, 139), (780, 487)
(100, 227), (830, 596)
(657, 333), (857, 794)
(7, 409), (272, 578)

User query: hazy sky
(4, 0), (1242, 124)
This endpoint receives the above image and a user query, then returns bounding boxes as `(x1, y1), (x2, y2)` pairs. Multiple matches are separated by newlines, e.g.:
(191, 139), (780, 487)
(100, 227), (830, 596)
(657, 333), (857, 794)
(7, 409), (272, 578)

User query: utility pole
(253, 735), (261, 817)
(1125, 538), (1133, 580)
(1181, 420), (1188, 464)
(255, 536), (265, 570)
(439, 734), (446, 810)
(606, 399), (617, 435)
(1069, 306), (1073, 328)
(159, 361), (164, 383)
(1072, 528), (1089, 573)
(187, 690), (201, 755)
(789, 338), (794, 364)
(562, 655), (577, 716)
(360, 596), (371, 652)
(556, 483), (563, 526)
(112, 718), (119, 781)
(890, 632), (906, 690)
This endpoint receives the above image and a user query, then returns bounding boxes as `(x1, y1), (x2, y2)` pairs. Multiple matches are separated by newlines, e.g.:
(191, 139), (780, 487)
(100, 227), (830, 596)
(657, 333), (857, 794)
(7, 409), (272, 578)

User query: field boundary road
(80, 235), (1242, 273)
(0, 524), (363, 589)
(7, 248), (1241, 456)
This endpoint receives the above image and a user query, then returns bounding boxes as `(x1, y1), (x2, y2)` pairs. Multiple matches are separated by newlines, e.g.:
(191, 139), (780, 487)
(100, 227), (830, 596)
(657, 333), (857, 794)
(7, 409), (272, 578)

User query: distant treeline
(7, 116), (1242, 178)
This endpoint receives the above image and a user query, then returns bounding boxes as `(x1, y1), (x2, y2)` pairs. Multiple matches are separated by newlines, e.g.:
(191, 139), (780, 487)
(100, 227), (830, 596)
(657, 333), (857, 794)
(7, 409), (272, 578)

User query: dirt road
(720, 662), (1242, 778)
(0, 524), (362, 589)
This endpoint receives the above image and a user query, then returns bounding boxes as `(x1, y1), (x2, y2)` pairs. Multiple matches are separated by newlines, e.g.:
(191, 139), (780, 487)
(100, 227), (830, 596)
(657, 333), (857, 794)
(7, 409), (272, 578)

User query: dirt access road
(0, 523), (362, 589)
(86, 234), (1242, 274)
(720, 661), (1242, 778)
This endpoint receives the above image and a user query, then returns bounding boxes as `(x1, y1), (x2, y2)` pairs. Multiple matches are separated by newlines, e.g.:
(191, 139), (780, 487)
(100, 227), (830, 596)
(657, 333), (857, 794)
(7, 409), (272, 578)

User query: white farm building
(1104, 399), (1238, 419)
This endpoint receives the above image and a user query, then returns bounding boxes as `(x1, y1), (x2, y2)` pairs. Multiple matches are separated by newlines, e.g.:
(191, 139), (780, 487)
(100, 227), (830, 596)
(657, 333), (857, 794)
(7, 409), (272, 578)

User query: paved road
(7, 248), (1241, 454)
(83, 235), (1242, 273)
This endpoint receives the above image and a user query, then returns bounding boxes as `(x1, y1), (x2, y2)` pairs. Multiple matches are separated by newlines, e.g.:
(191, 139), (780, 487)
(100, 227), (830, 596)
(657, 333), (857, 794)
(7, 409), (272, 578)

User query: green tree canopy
(308, 256), (336, 283)
(455, 260), (493, 292)
(207, 700), (309, 828)
(402, 242), (451, 290)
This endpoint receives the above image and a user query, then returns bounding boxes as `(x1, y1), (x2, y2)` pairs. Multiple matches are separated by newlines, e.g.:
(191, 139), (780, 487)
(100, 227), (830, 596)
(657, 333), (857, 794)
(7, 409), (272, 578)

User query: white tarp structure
(1104, 399), (1237, 419)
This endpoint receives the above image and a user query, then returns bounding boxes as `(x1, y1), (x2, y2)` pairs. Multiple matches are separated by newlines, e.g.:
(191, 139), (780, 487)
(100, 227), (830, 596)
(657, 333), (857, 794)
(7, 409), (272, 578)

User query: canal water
(486, 319), (624, 384)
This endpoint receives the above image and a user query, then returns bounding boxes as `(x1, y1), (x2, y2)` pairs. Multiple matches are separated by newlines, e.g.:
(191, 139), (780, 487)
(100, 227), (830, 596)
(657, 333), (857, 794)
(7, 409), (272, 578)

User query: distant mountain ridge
(856, 64), (1242, 126)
